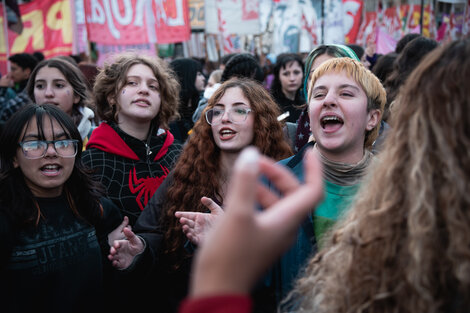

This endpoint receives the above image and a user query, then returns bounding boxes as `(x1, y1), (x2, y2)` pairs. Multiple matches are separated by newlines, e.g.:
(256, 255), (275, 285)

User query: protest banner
(0, 0), (73, 74)
(84, 0), (190, 44)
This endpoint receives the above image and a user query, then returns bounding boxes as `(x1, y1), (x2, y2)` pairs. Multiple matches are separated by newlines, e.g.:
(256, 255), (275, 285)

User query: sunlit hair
(0, 104), (105, 226)
(291, 39), (470, 313)
(26, 57), (96, 127)
(308, 57), (386, 148)
(162, 77), (293, 268)
(93, 52), (180, 129)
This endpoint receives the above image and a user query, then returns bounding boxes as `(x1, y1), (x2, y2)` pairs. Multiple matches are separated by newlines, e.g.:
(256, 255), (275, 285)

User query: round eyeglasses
(205, 107), (252, 125)
(18, 139), (79, 159)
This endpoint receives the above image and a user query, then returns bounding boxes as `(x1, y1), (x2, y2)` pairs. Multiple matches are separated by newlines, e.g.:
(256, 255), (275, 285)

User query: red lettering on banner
(152, 0), (190, 43)
(242, 0), (258, 20)
(85, 0), (148, 44)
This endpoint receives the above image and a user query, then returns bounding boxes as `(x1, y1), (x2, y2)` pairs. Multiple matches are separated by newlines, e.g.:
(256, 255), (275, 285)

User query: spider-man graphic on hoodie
(83, 122), (182, 225)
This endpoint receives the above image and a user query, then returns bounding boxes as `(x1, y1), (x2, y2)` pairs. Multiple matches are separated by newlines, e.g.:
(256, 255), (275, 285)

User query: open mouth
(220, 129), (236, 139)
(320, 115), (344, 130)
(133, 99), (151, 106)
(41, 164), (61, 175)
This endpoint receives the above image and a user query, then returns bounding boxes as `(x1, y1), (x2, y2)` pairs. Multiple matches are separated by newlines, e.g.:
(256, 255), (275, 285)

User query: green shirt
(314, 180), (360, 248)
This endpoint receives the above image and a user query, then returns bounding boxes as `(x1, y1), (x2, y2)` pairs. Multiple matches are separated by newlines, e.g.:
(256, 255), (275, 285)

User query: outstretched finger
(258, 155), (301, 196)
(175, 211), (198, 220)
(117, 216), (129, 231)
(179, 217), (196, 228)
(122, 227), (140, 245)
(201, 197), (224, 214)
(224, 147), (260, 216)
(262, 149), (323, 228)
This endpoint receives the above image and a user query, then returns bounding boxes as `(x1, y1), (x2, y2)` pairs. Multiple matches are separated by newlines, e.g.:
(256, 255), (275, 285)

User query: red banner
(383, 7), (403, 37)
(84, 0), (190, 45)
(343, 0), (363, 44)
(0, 0), (73, 74)
(406, 4), (434, 37)
(357, 11), (377, 46)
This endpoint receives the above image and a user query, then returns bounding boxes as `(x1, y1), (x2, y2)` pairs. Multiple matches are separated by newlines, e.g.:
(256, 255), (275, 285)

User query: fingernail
(234, 146), (259, 173)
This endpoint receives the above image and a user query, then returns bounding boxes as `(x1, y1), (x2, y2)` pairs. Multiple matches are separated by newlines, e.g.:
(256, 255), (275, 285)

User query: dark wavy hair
(221, 53), (264, 83)
(170, 57), (203, 112)
(292, 39), (470, 313)
(384, 37), (438, 121)
(26, 57), (96, 127)
(93, 52), (180, 129)
(0, 104), (105, 227)
(162, 77), (293, 268)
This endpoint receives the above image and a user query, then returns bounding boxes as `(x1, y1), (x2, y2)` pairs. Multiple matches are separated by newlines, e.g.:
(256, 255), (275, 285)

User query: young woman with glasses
(0, 104), (126, 312)
(26, 57), (98, 147)
(106, 77), (293, 313)
(179, 57), (385, 311)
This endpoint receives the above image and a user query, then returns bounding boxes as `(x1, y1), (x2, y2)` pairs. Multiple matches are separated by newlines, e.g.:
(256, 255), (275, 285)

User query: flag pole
(1, 0), (11, 72)
(419, 0), (424, 34)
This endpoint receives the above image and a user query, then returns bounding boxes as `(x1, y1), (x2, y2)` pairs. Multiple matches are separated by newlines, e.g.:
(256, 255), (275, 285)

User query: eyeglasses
(205, 107), (252, 125)
(19, 139), (79, 159)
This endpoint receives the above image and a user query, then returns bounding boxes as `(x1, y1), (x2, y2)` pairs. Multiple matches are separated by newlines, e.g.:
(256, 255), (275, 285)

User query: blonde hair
(208, 69), (223, 85)
(307, 58), (386, 148)
(292, 39), (470, 313)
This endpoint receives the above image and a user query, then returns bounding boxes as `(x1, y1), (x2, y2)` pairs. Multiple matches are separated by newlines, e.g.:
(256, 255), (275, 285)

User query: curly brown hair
(162, 77), (293, 268)
(291, 39), (470, 313)
(93, 52), (180, 129)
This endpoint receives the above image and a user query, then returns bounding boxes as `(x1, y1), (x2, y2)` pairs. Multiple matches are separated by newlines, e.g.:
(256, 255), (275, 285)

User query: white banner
(271, 0), (301, 55)
(324, 0), (345, 44)
(205, 0), (260, 35)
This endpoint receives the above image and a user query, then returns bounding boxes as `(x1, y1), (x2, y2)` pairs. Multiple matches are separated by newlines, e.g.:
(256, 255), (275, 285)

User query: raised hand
(175, 197), (224, 245)
(107, 216), (131, 246)
(108, 227), (145, 269)
(190, 146), (323, 297)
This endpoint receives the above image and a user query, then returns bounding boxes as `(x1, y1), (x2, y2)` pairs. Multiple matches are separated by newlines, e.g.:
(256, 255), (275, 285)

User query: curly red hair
(162, 77), (293, 268)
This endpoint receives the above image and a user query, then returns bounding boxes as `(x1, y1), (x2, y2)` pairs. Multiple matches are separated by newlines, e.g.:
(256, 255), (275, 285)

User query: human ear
(24, 68), (31, 78)
(13, 156), (19, 168)
(366, 109), (381, 131)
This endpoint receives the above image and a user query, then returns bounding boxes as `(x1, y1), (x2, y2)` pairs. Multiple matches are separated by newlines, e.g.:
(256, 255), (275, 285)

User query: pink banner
(84, 0), (190, 45)
(94, 43), (156, 66)
(376, 26), (397, 54)
(153, 0), (191, 44)
(383, 7), (403, 38)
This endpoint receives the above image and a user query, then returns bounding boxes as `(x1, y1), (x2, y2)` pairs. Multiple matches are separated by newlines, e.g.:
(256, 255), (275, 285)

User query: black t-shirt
(0, 195), (118, 313)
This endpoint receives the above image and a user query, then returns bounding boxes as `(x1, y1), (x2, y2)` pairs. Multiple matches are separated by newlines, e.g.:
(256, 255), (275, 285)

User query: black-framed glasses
(205, 107), (252, 125)
(18, 139), (79, 159)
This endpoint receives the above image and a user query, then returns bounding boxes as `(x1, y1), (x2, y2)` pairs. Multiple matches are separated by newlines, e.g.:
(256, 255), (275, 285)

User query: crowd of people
(0, 34), (468, 313)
